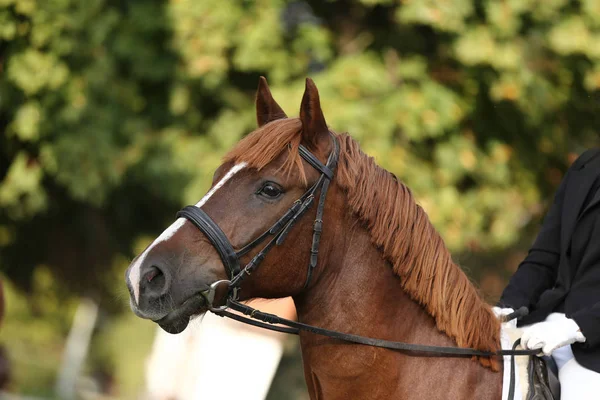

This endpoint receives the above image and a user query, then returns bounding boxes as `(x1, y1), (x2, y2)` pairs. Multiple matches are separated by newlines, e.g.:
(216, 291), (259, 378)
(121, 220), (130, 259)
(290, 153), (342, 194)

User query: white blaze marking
(128, 163), (247, 305)
(195, 163), (247, 207)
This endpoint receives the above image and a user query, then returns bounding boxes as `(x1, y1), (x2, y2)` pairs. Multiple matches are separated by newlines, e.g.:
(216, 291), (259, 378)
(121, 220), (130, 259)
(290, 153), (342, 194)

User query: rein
(177, 135), (537, 399)
(218, 302), (532, 357)
(213, 302), (532, 400)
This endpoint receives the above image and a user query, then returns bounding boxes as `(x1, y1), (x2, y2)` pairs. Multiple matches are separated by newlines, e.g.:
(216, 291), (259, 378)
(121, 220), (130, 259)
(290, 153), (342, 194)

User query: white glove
(521, 318), (586, 356)
(492, 307), (515, 319)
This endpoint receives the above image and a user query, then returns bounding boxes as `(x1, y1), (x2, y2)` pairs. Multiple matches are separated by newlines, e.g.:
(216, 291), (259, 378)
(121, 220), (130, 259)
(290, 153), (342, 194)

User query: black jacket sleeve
(497, 151), (594, 309)
(572, 303), (600, 348)
(498, 176), (567, 309)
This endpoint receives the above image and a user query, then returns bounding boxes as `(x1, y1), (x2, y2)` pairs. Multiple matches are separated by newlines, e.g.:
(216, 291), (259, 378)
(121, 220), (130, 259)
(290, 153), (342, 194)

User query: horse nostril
(145, 266), (161, 283)
(142, 265), (168, 296)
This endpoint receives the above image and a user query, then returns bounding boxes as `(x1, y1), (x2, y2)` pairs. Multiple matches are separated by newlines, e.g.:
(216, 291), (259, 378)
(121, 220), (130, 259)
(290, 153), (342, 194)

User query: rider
(495, 148), (600, 398)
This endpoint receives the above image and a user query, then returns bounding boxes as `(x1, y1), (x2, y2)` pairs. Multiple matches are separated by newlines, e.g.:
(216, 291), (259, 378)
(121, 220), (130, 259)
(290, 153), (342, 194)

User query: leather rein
(176, 134), (536, 399)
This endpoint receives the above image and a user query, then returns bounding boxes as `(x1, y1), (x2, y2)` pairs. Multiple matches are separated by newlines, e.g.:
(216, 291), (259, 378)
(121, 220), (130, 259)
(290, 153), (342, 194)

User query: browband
(298, 145), (334, 180)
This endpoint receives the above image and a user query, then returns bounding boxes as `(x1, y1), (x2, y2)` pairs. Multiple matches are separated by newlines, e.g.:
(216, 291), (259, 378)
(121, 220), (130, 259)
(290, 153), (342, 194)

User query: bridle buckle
(200, 279), (233, 312)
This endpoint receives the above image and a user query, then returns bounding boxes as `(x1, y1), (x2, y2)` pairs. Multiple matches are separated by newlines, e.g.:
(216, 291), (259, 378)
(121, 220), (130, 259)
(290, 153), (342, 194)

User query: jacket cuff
(497, 295), (527, 310)
(571, 309), (599, 348)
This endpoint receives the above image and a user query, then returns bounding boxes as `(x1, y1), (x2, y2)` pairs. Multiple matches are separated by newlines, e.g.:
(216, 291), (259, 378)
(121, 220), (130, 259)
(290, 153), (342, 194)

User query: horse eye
(259, 183), (283, 199)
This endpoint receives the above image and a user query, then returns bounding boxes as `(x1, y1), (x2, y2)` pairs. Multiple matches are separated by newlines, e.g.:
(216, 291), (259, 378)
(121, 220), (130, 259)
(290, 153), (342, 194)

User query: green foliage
(1, 0), (600, 396)
(0, 274), (77, 396)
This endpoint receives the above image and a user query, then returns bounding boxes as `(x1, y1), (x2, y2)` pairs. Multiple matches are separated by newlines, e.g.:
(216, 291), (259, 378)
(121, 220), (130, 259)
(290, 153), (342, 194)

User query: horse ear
(256, 76), (287, 127)
(299, 78), (329, 148)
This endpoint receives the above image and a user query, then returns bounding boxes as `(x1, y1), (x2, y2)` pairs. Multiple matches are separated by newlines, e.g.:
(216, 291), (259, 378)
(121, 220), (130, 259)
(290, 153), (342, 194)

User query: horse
(125, 77), (505, 399)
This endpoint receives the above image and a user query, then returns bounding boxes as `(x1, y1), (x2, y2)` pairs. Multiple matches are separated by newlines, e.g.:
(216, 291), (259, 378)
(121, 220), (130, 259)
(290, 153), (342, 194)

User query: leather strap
(299, 145), (334, 180)
(215, 308), (299, 334)
(234, 199), (303, 257)
(178, 134), (340, 294)
(211, 302), (531, 400)
(213, 301), (532, 400)
(223, 299), (538, 358)
(304, 138), (338, 286)
(177, 206), (241, 279)
(508, 339), (520, 400)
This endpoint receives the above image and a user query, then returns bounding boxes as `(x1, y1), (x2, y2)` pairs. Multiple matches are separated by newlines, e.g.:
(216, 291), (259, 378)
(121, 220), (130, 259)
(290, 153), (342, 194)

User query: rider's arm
(572, 303), (600, 347)
(498, 179), (565, 310)
(498, 151), (597, 310)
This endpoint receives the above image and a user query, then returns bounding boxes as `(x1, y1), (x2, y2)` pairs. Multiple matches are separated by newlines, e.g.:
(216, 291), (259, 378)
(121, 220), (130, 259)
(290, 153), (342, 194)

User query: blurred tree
(2, 0), (600, 397)
(1, 0), (599, 333)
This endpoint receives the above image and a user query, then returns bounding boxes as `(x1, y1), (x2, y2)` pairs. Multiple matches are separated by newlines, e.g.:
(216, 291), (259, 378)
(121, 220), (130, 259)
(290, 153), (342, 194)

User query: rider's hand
(521, 317), (586, 356)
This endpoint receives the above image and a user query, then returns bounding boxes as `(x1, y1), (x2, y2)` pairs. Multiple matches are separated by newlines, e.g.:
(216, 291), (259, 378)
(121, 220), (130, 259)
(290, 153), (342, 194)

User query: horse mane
(225, 118), (501, 370)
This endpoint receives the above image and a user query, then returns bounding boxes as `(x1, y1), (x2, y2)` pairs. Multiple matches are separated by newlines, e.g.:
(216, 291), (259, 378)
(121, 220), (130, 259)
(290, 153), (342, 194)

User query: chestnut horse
(126, 78), (504, 399)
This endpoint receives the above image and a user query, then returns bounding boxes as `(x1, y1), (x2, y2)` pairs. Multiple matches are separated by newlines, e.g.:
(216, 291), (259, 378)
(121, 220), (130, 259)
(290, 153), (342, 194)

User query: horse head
(125, 78), (340, 334)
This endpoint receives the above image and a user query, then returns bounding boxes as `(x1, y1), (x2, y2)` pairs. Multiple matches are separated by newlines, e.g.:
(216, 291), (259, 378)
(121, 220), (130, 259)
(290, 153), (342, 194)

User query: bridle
(176, 133), (535, 400)
(177, 132), (339, 305)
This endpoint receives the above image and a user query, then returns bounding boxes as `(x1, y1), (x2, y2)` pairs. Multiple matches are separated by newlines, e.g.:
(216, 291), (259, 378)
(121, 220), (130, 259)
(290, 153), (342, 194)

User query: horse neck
(291, 200), (502, 400)
(292, 202), (456, 348)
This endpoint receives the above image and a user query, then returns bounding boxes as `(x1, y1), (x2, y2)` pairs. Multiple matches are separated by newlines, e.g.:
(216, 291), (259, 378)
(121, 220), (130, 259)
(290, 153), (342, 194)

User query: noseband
(177, 134), (339, 303)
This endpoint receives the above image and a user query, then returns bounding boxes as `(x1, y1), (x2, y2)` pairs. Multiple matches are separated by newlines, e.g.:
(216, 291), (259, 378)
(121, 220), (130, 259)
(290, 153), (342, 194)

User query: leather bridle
(176, 134), (535, 400)
(177, 133), (339, 304)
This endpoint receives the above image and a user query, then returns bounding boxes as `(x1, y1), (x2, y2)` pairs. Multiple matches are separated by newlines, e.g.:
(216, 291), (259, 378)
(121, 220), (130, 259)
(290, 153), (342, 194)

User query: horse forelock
(224, 118), (309, 185)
